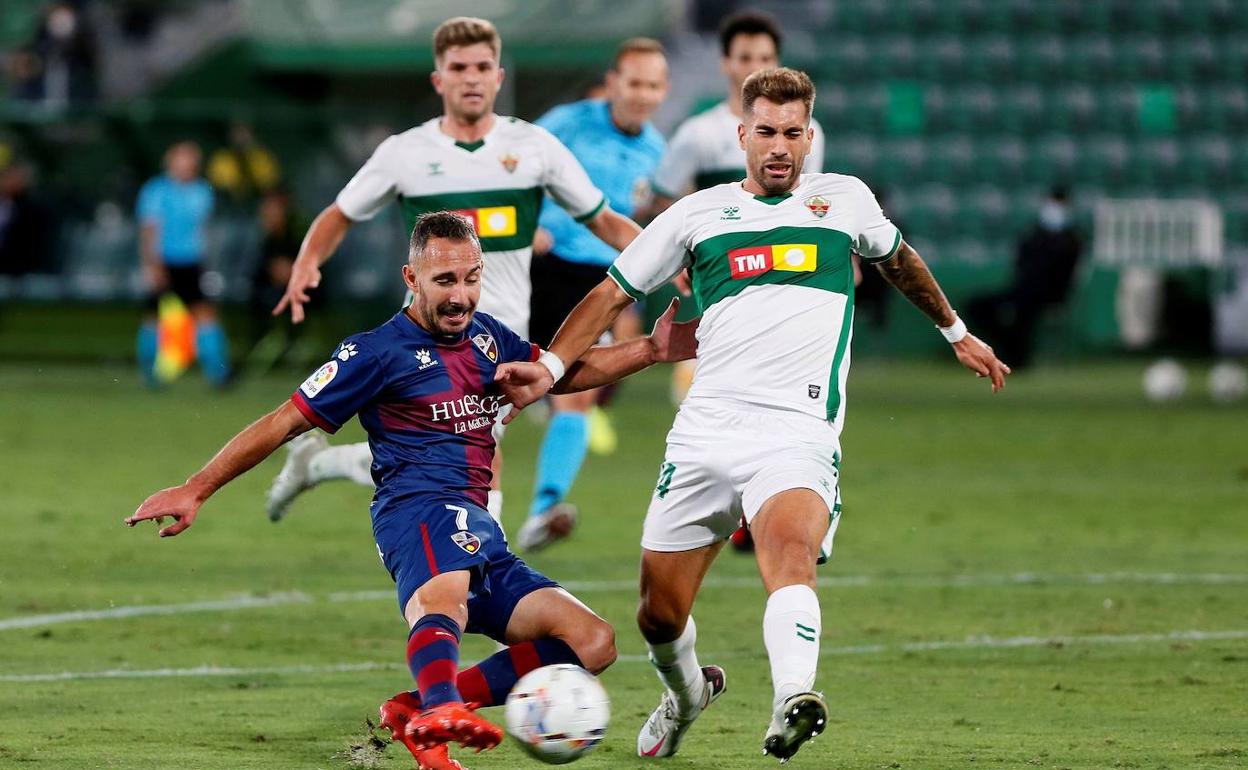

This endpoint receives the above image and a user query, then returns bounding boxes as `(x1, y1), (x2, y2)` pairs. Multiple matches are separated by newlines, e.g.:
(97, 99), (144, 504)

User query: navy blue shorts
(373, 497), (558, 641)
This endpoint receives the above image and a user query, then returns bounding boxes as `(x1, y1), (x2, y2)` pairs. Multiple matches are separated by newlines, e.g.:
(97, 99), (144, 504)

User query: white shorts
(641, 399), (842, 558)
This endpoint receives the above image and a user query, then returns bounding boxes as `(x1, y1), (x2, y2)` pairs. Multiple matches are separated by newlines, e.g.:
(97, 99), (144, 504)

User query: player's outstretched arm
(497, 277), (638, 420)
(273, 203), (353, 323)
(497, 298), (699, 400)
(875, 240), (1011, 392)
(584, 207), (643, 253)
(125, 402), (315, 537)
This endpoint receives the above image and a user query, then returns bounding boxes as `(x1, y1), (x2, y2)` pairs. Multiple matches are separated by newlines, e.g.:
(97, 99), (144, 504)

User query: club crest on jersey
(805, 195), (830, 218)
(499, 152), (520, 173)
(451, 530), (481, 554)
(299, 360), (338, 398)
(727, 243), (818, 279)
(472, 333), (499, 362)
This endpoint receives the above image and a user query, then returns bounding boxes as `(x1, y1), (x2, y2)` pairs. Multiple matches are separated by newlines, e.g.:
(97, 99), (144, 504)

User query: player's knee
(571, 617), (616, 674)
(635, 596), (684, 643)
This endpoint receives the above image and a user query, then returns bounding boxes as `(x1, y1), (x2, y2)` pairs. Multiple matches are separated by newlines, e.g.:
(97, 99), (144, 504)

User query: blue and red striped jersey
(291, 310), (539, 513)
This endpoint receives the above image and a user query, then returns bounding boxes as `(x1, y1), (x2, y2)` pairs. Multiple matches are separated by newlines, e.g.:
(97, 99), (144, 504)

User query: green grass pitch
(0, 360), (1244, 769)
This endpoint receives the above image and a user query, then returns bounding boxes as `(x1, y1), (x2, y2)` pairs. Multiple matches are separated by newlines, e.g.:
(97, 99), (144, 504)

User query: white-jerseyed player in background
(650, 10), (825, 211)
(265, 17), (640, 526)
(494, 68), (1010, 763)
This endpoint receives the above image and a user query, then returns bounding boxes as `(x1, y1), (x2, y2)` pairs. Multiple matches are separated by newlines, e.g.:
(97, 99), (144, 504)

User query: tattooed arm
(875, 240), (1012, 392)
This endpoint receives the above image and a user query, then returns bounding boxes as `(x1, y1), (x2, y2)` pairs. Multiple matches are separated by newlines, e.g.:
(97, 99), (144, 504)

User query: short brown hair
(409, 211), (481, 262)
(433, 17), (501, 62)
(610, 37), (666, 71)
(742, 67), (815, 120)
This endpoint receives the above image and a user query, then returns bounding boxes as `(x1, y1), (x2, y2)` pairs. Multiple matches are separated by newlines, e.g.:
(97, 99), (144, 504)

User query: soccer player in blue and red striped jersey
(126, 211), (698, 770)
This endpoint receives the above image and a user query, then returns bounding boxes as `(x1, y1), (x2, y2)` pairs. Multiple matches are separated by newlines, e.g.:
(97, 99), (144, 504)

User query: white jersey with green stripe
(335, 116), (606, 337)
(651, 101), (825, 197)
(608, 173), (900, 431)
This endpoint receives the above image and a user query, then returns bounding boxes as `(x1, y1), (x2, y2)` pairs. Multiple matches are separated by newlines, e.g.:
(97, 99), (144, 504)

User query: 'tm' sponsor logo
(727, 243), (817, 279)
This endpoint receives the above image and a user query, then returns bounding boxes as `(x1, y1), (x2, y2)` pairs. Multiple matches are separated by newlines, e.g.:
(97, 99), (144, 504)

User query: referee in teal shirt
(136, 141), (231, 387)
(516, 38), (669, 551)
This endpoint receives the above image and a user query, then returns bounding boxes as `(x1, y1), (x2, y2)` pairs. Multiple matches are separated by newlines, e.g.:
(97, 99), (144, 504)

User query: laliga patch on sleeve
(300, 360), (339, 398)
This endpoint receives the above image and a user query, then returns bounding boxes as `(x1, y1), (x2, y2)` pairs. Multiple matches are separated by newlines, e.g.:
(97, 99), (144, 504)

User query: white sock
(646, 616), (706, 716)
(763, 584), (821, 709)
(487, 490), (504, 528)
(308, 442), (375, 487)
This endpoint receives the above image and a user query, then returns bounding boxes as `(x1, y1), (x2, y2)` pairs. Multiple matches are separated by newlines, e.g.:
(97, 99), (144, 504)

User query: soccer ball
(1208, 361), (1247, 403)
(504, 664), (609, 764)
(1143, 358), (1187, 402)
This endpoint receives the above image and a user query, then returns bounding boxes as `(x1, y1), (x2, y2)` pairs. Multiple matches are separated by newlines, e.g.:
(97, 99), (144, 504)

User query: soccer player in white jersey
(495, 68), (1010, 763)
(651, 10), (826, 461)
(265, 17), (640, 525)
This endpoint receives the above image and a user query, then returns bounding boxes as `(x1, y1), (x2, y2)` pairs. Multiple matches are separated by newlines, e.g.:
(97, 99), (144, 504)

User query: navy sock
(410, 637), (582, 709)
(406, 614), (464, 709)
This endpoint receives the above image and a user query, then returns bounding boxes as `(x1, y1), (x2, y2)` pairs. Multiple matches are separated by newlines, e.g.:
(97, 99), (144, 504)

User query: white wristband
(938, 315), (968, 344)
(537, 350), (567, 382)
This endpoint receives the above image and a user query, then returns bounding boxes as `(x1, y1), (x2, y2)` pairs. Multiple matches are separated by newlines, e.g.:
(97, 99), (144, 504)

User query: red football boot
(412, 744), (465, 770)
(405, 701), (503, 753)
(379, 693), (468, 769)
(730, 523), (754, 552)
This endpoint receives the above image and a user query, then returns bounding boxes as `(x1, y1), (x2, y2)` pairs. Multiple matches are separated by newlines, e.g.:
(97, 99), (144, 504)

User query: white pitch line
(0, 592), (312, 631)
(4, 573), (1246, 633)
(0, 662), (404, 683)
(4, 629), (1245, 683)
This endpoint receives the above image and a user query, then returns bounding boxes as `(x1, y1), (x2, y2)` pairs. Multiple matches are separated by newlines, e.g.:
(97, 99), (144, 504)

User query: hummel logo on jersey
(720, 205), (741, 220)
(336, 343), (358, 362)
(472, 333), (499, 362)
(427, 162), (443, 176)
(499, 152), (519, 173)
(414, 349), (438, 370)
(805, 195), (830, 218)
(727, 243), (818, 279)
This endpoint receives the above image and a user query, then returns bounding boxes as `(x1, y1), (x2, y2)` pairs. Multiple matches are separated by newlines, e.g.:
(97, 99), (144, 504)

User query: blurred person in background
(650, 10), (824, 213)
(207, 121), (283, 208)
(264, 17), (641, 540)
(25, 0), (97, 108)
(244, 187), (307, 371)
(0, 161), (52, 276)
(136, 141), (231, 387)
(966, 186), (1083, 369)
(518, 38), (669, 551)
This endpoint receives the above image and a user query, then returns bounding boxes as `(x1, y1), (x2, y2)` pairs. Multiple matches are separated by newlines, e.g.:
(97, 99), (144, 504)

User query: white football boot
(265, 431), (328, 521)
(762, 691), (828, 763)
(515, 502), (578, 552)
(636, 665), (726, 758)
